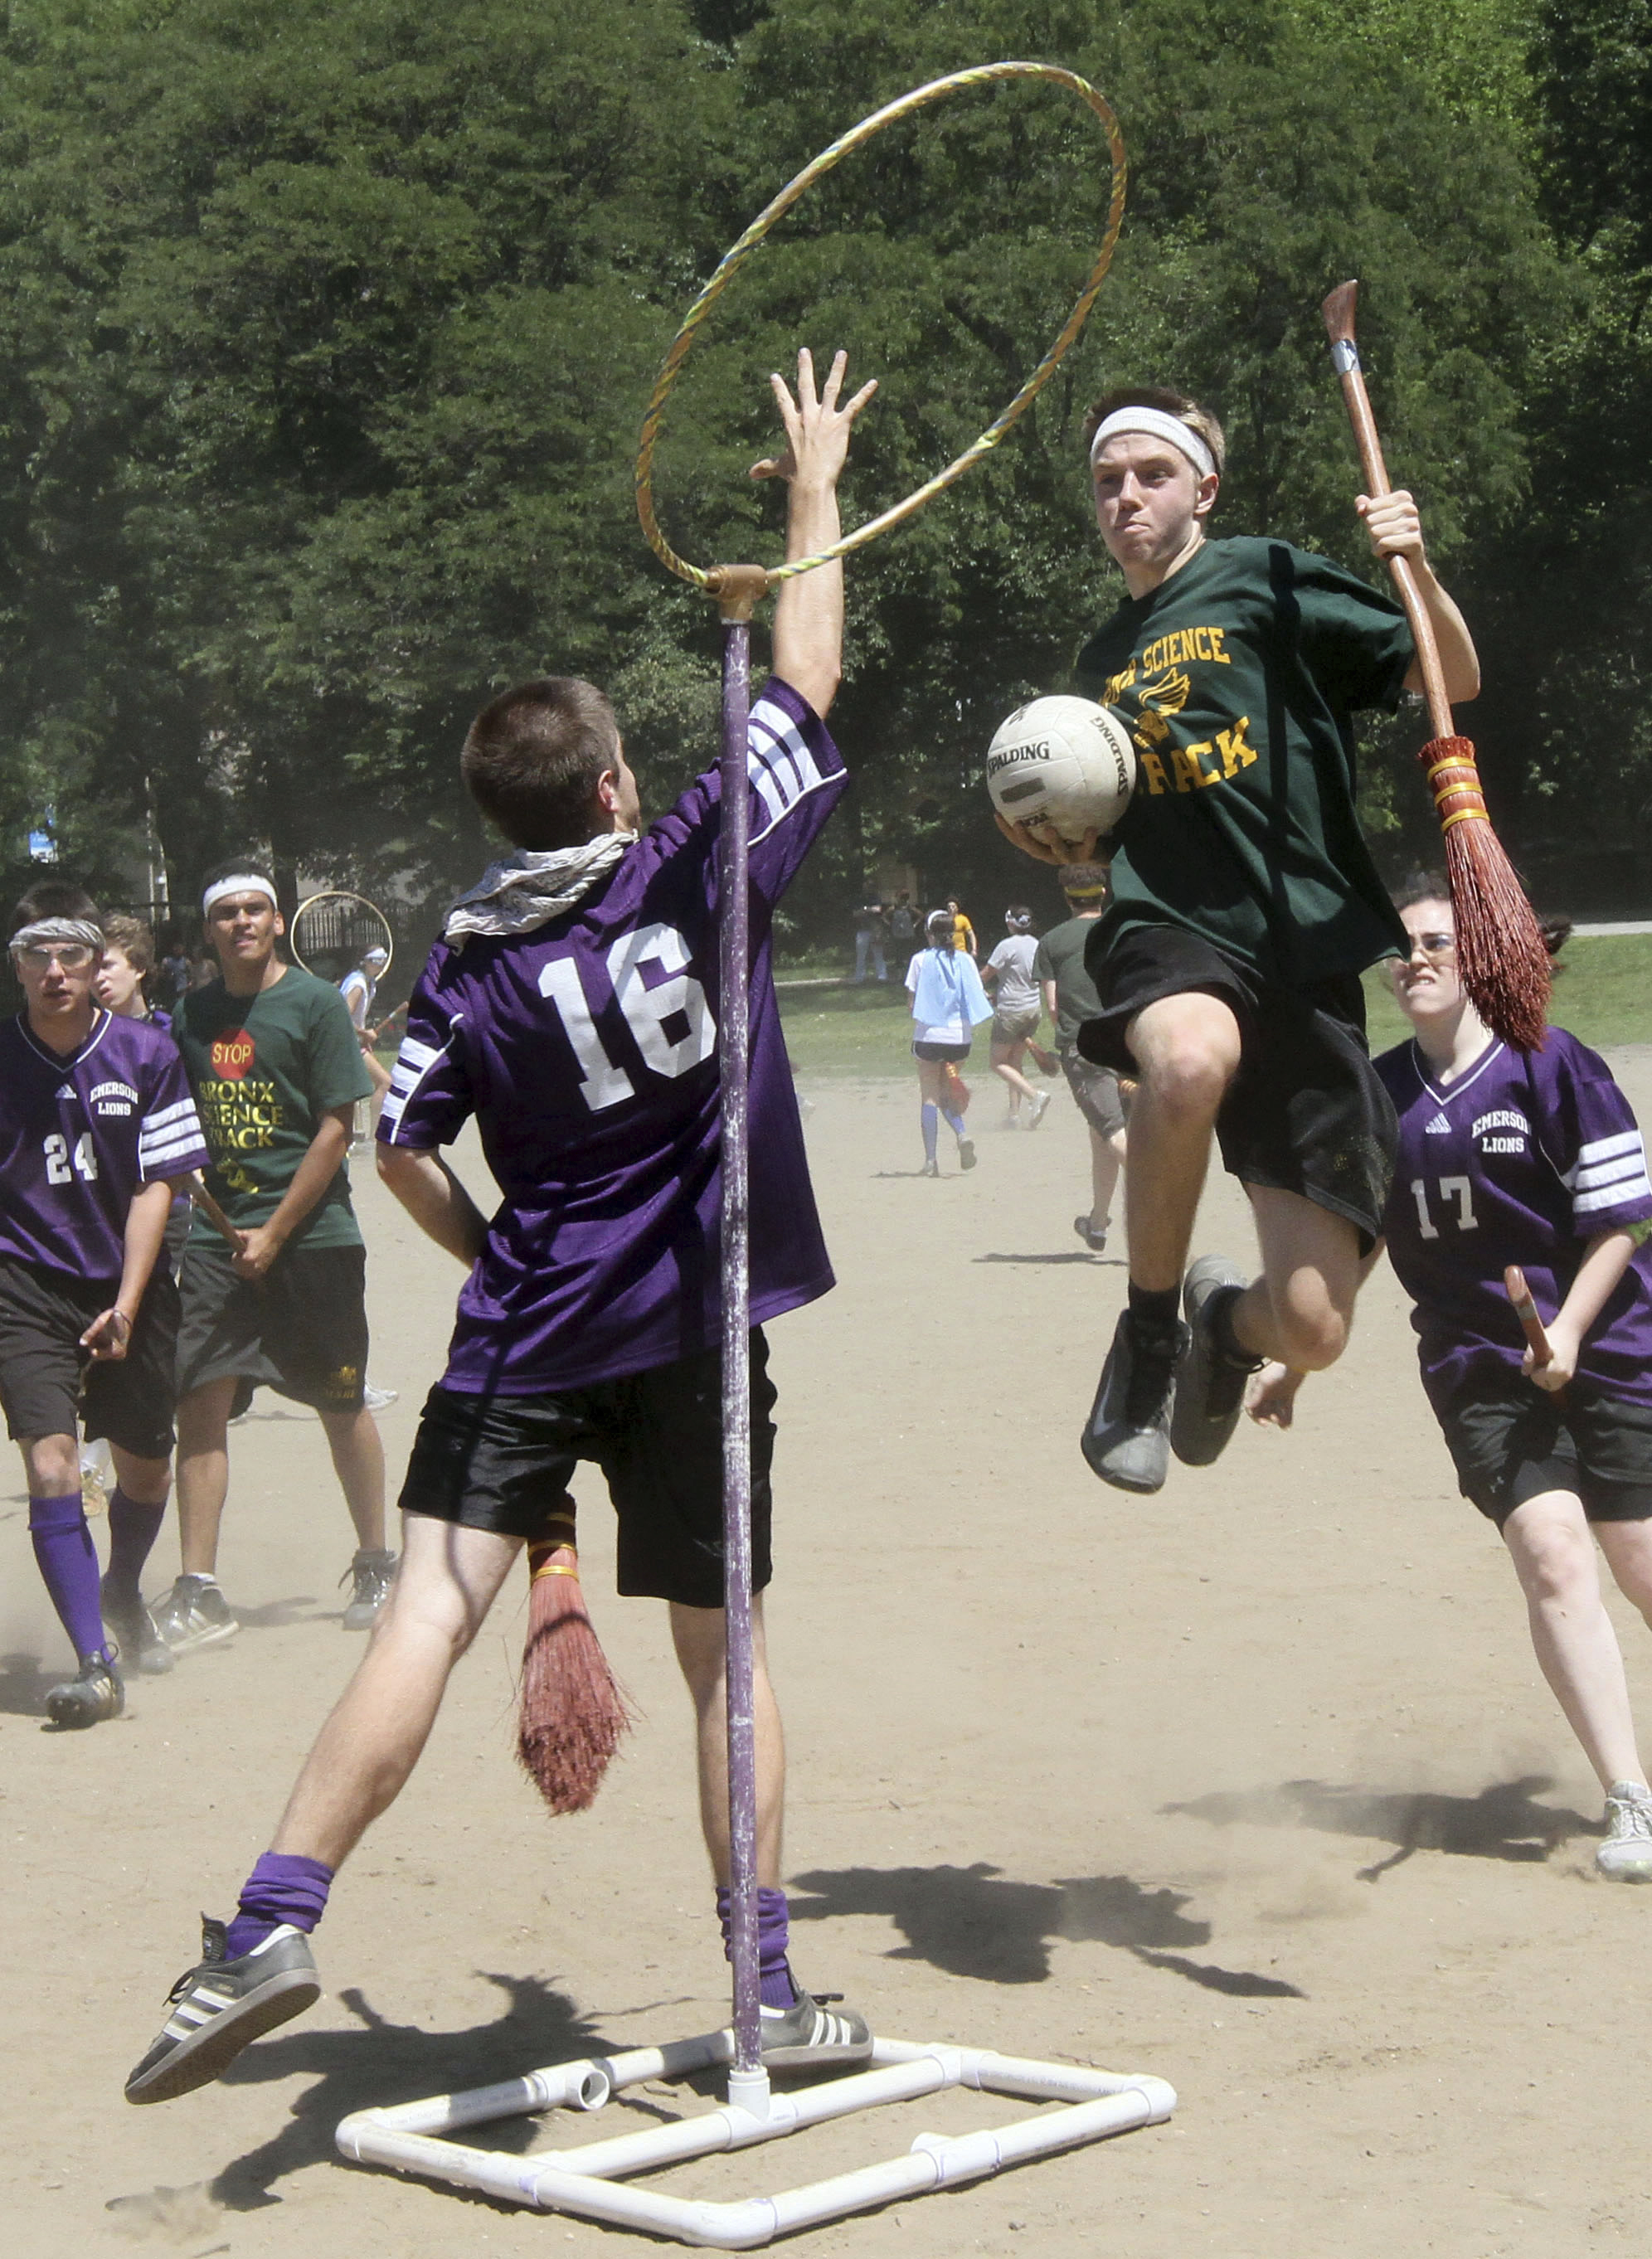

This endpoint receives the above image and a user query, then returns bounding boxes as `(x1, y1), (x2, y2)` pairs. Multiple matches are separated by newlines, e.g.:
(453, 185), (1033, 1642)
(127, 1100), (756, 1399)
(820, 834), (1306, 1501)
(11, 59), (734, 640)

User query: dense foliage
(0, 0), (1644, 959)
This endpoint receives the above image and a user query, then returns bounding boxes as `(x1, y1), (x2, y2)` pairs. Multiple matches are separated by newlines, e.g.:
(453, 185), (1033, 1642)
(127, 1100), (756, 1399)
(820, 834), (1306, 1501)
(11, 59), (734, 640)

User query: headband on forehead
(1089, 406), (1216, 481)
(202, 873), (277, 917)
(8, 916), (104, 955)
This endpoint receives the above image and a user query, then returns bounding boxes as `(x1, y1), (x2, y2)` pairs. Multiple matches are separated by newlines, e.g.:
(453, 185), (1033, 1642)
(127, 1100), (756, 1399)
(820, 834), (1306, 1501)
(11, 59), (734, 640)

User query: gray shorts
(1060, 1047), (1128, 1138)
(992, 1007), (1042, 1046)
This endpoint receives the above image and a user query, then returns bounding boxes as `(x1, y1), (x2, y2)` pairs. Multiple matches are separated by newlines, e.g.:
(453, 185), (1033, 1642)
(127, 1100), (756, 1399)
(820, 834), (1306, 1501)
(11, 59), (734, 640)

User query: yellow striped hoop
(635, 61), (1128, 594)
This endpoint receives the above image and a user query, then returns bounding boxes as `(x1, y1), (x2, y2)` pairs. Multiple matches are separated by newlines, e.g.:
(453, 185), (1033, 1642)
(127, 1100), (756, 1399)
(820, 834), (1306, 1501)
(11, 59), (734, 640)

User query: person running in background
(852, 900), (888, 984)
(982, 907), (1052, 1130)
(1251, 882), (1652, 1878)
(1001, 382), (1478, 1494)
(1036, 862), (1130, 1256)
(906, 908), (992, 1178)
(1, 882), (210, 1713)
(945, 897), (977, 958)
(126, 342), (876, 2108)
(98, 916), (169, 1031)
(156, 866), (395, 1654)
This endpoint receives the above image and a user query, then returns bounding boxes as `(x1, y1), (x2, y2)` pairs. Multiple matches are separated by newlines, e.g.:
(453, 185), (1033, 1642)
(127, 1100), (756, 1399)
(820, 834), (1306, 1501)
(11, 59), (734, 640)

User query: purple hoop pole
(717, 612), (761, 2077)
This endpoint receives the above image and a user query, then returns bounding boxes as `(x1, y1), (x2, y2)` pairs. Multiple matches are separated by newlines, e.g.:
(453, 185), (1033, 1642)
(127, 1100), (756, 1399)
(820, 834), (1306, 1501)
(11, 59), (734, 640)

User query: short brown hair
(8, 880), (103, 935)
(1082, 385), (1227, 478)
(101, 913), (155, 976)
(460, 678), (621, 849)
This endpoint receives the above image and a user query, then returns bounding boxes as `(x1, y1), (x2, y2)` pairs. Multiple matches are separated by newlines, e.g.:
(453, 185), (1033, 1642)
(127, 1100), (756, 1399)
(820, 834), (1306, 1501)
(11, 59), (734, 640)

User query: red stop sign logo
(211, 1032), (254, 1080)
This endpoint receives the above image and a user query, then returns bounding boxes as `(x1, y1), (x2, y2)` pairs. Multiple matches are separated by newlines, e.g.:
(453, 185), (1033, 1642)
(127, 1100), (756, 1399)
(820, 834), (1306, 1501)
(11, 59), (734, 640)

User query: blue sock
(921, 1102), (939, 1163)
(716, 1883), (798, 2009)
(30, 1493), (111, 1666)
(223, 1849), (335, 1958)
(105, 1486), (167, 1594)
(942, 1108), (967, 1140)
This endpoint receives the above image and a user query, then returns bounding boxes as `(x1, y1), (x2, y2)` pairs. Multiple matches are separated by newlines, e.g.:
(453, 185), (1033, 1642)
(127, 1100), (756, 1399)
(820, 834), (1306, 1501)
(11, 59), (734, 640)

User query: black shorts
(397, 1334), (778, 1610)
(1435, 1372), (1652, 1528)
(176, 1242), (370, 1415)
(0, 1255), (179, 1458)
(1077, 923), (1397, 1249)
(1058, 1047), (1130, 1139)
(913, 1039), (971, 1063)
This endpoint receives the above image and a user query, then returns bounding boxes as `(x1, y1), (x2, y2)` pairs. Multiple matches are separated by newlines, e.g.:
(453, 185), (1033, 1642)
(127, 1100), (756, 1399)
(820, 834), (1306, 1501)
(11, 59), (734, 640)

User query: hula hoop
(635, 61), (1127, 591)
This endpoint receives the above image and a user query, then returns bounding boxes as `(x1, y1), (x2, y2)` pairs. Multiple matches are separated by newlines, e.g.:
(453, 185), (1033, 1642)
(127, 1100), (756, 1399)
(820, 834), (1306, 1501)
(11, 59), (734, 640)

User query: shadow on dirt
(1164, 1774), (1598, 1881)
(787, 1861), (1304, 1999)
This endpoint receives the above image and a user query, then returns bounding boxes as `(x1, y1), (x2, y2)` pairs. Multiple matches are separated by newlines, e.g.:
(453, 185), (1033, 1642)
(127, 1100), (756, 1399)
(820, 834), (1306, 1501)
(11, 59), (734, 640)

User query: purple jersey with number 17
(380, 679), (845, 1393)
(1376, 1027), (1652, 1409)
(0, 1009), (210, 1281)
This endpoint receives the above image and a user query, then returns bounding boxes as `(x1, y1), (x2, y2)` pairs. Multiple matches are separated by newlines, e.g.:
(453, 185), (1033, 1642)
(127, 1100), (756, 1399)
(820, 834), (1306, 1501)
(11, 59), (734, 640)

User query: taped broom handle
(1504, 1265), (1553, 1368)
(1320, 281), (1454, 740)
(188, 1174), (243, 1251)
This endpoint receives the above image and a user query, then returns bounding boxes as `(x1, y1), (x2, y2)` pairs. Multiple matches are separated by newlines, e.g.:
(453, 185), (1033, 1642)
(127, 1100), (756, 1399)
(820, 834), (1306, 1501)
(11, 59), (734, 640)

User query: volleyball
(985, 696), (1136, 843)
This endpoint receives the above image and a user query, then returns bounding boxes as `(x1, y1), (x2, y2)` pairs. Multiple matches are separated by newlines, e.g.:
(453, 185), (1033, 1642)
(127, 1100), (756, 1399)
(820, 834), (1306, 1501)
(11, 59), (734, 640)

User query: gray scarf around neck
(443, 833), (637, 945)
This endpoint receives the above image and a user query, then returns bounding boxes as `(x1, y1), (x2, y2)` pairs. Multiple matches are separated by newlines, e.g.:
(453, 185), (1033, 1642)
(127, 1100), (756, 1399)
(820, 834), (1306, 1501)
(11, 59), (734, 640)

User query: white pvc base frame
(337, 2030), (1176, 2249)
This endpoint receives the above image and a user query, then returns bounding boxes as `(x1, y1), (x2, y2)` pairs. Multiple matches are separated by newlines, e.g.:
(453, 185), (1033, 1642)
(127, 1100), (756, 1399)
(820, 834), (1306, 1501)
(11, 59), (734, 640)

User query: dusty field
(8, 1052), (1652, 2259)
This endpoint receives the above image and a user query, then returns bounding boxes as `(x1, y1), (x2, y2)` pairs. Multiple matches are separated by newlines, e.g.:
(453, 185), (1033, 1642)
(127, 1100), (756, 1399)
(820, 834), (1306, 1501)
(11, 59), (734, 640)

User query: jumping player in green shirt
(1003, 385), (1480, 1494)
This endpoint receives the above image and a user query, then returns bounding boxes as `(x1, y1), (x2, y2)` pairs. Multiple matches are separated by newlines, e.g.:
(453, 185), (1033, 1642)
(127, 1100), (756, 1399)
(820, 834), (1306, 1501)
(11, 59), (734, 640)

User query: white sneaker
(362, 1382), (398, 1412)
(1597, 1782), (1652, 1879)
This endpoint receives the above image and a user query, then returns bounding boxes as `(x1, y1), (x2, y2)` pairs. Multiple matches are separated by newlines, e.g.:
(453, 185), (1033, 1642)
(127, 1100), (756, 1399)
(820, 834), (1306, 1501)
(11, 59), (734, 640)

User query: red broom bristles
(1420, 736), (1551, 1052)
(517, 1508), (634, 1815)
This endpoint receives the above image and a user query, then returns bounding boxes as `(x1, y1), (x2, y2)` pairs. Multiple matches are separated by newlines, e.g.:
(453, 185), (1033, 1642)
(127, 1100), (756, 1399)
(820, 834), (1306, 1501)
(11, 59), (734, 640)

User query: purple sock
(223, 1850), (335, 1959)
(717, 1884), (797, 2009)
(29, 1494), (111, 1666)
(105, 1487), (167, 1593)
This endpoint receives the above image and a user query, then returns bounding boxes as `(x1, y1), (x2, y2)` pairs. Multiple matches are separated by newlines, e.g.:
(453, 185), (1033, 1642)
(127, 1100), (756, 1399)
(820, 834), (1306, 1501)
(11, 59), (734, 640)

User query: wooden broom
(517, 1499), (634, 1814)
(1321, 280), (1551, 1052)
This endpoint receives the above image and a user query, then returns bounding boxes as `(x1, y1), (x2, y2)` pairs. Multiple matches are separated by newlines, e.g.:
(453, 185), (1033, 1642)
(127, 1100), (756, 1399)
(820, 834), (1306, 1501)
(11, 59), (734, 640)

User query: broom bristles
(1420, 736), (1551, 1052)
(517, 1542), (634, 1815)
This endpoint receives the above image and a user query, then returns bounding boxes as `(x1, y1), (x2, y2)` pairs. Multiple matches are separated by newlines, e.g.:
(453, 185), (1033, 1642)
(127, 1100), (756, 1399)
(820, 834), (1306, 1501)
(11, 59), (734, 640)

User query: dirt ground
(9, 1052), (1652, 2259)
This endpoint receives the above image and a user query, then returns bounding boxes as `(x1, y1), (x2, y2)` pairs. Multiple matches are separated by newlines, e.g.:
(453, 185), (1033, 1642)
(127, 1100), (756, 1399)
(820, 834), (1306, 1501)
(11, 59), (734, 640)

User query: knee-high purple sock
(716, 1883), (798, 2009)
(29, 1494), (111, 1666)
(105, 1487), (167, 1594)
(223, 1850), (335, 1959)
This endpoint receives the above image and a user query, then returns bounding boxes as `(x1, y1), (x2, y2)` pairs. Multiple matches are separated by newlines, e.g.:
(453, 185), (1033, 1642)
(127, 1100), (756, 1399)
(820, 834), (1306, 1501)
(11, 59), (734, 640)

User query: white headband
(8, 916), (104, 955)
(202, 873), (277, 917)
(1089, 406), (1216, 481)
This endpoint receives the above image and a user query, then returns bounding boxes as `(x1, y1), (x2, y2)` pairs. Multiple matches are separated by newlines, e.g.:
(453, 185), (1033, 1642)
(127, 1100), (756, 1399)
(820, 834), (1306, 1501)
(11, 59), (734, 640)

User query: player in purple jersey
(1, 883), (211, 1722)
(127, 346), (880, 2106)
(1251, 882), (1652, 1878)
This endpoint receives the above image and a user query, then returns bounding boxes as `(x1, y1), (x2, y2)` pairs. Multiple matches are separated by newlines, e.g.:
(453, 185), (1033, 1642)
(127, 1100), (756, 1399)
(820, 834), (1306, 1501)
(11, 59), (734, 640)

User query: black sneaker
(125, 1917), (322, 2104)
(152, 1575), (240, 1654)
(958, 1139), (977, 1171)
(45, 1654), (124, 1728)
(756, 1988), (873, 2072)
(1073, 1214), (1110, 1254)
(101, 1576), (174, 1676)
(340, 1548), (397, 1631)
(1080, 1309), (1187, 1494)
(1170, 1256), (1261, 1468)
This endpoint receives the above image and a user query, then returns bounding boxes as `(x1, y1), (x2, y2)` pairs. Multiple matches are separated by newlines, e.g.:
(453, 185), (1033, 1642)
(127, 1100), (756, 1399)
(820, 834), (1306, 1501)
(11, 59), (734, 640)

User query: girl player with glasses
(1251, 878), (1652, 1878)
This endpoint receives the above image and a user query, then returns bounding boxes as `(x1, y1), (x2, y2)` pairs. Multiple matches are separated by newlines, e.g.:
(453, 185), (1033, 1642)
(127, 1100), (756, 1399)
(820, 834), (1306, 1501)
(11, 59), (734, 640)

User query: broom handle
(1320, 281), (1454, 740)
(714, 566), (769, 2087)
(188, 1174), (245, 1251)
(1504, 1265), (1553, 1368)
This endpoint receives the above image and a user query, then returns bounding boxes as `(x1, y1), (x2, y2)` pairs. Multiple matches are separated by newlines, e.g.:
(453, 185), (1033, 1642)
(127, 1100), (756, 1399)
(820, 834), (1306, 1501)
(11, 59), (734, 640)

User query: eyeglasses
(1407, 931), (1456, 960)
(13, 944), (96, 972)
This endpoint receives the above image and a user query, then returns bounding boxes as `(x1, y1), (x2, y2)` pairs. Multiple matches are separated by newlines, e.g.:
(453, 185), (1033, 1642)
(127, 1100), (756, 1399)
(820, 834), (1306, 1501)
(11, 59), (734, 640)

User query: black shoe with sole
(1170, 1256), (1261, 1468)
(101, 1576), (175, 1676)
(125, 1917), (322, 2104)
(756, 1987), (873, 2072)
(45, 1655), (124, 1727)
(1080, 1309), (1187, 1494)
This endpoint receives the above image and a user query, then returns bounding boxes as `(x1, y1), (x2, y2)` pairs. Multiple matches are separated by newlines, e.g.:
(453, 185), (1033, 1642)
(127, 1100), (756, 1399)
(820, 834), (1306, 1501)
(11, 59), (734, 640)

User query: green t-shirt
(1033, 915), (1106, 1048)
(175, 965), (372, 1250)
(1072, 535), (1414, 988)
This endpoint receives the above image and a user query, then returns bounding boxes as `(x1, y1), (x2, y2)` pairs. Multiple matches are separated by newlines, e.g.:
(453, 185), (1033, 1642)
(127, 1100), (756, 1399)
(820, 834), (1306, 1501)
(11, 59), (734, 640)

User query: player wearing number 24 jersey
(381, 678), (839, 1394)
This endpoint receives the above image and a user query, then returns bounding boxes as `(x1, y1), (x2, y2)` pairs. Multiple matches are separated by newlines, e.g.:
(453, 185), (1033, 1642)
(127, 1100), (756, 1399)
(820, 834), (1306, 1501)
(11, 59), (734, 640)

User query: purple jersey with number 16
(1376, 1027), (1652, 1409)
(380, 679), (845, 1394)
(0, 1009), (210, 1282)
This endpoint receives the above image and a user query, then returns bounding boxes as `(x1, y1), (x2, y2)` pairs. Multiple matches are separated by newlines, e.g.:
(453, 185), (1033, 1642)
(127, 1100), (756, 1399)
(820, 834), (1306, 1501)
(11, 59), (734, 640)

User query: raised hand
(751, 347), (877, 491)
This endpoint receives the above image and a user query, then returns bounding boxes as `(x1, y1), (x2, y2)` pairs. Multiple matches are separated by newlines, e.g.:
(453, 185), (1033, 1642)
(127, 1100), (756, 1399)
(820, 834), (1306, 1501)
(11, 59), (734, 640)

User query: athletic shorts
(1076, 923), (1397, 1249)
(397, 1334), (779, 1610)
(912, 1039), (971, 1063)
(1058, 1047), (1129, 1139)
(0, 1254), (179, 1458)
(176, 1242), (370, 1415)
(1434, 1372), (1652, 1528)
(991, 1008), (1042, 1047)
